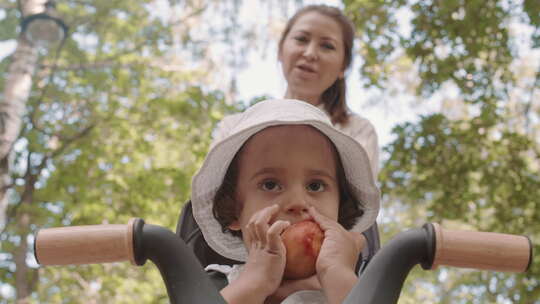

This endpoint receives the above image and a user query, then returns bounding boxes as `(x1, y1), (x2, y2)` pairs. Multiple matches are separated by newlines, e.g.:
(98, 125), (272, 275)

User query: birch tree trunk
(0, 0), (46, 229)
(1, 1), (47, 302)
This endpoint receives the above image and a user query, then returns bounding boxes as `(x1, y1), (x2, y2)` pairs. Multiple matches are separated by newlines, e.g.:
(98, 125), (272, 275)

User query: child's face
(228, 125), (340, 239)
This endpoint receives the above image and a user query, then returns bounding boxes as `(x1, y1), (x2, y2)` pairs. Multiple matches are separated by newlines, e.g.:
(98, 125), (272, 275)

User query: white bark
(0, 38), (38, 157)
(0, 1), (47, 303)
(0, 0), (45, 229)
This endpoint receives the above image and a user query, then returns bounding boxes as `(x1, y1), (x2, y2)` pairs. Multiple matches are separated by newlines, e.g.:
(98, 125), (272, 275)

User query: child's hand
(308, 206), (365, 276)
(308, 206), (365, 304)
(234, 204), (291, 299)
(265, 275), (321, 304)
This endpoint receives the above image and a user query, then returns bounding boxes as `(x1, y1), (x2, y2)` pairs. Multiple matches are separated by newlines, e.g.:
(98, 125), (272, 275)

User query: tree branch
(523, 66), (540, 132)
(39, 61), (131, 72)
(0, 1), (17, 10)
(38, 4), (208, 73)
(48, 124), (95, 160)
(2, 121), (95, 236)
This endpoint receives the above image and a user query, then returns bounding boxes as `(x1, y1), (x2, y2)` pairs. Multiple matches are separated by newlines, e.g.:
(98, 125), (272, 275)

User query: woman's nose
(303, 42), (318, 61)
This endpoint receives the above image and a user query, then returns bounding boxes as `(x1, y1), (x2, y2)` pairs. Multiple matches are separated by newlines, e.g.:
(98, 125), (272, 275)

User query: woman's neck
(284, 89), (321, 106)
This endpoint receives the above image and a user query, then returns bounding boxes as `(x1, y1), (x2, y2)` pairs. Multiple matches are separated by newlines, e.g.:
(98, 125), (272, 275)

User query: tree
(2, 0), (537, 302)
(343, 0), (539, 302)
(0, 0), (241, 302)
(0, 0), (44, 242)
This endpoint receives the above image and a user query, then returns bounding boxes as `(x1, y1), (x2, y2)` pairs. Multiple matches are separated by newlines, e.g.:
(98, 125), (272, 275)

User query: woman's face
(279, 11), (346, 104)
(228, 125), (340, 243)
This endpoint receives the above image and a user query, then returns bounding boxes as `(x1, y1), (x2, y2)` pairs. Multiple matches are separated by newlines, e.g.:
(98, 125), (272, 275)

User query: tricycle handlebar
(35, 218), (138, 266)
(430, 223), (531, 273)
(34, 220), (532, 304)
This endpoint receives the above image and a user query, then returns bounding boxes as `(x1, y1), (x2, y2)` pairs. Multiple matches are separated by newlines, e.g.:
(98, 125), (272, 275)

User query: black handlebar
(131, 219), (227, 303)
(34, 220), (532, 304)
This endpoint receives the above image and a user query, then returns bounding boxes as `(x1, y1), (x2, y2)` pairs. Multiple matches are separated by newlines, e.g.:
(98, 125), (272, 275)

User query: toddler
(191, 99), (380, 304)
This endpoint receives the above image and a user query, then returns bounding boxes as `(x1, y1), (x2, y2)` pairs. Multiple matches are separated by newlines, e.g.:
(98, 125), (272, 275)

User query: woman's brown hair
(278, 5), (356, 126)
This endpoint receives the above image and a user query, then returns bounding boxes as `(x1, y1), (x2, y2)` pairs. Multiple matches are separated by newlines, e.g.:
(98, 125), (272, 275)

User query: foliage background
(0, 0), (538, 303)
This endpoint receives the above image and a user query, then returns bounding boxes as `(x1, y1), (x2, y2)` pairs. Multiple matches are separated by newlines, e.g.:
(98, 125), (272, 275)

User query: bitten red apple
(281, 220), (324, 280)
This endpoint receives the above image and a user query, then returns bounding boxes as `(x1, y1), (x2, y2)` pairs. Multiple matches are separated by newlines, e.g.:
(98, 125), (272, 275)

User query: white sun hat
(191, 99), (380, 262)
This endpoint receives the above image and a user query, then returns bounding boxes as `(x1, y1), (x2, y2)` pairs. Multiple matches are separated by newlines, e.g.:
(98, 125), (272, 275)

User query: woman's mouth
(296, 64), (316, 73)
(295, 65), (317, 79)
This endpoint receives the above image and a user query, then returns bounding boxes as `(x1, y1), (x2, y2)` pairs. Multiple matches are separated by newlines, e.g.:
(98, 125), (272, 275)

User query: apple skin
(281, 220), (324, 280)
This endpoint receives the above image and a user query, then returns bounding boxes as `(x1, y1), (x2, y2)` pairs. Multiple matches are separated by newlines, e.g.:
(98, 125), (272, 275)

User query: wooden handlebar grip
(35, 218), (137, 266)
(431, 223), (532, 273)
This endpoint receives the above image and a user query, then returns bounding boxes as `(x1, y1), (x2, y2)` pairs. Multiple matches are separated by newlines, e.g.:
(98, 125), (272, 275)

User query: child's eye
(306, 181), (326, 192)
(260, 180), (282, 192)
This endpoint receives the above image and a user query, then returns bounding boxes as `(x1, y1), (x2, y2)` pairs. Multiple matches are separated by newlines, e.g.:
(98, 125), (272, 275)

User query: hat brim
(191, 100), (380, 262)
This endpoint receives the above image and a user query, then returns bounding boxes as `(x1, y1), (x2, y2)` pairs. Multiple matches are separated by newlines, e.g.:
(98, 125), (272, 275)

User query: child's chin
(281, 220), (324, 280)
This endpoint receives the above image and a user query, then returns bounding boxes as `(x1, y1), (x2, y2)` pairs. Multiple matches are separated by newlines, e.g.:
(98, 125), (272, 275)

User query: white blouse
(205, 264), (327, 304)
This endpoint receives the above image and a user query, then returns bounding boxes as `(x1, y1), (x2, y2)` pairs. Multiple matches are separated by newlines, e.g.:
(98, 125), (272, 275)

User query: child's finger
(249, 212), (267, 246)
(258, 204), (281, 245)
(245, 221), (258, 250)
(266, 220), (290, 254)
(307, 206), (337, 231)
(249, 204), (279, 247)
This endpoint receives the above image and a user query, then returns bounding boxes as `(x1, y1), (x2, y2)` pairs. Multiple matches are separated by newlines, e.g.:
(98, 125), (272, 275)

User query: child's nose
(282, 188), (310, 219)
(285, 202), (308, 215)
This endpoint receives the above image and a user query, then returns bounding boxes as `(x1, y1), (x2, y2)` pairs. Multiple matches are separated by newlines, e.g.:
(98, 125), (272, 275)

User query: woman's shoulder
(347, 112), (375, 127)
(337, 112), (377, 135)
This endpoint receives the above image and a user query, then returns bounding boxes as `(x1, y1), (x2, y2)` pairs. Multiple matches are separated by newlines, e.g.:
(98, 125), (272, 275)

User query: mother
(215, 5), (379, 179)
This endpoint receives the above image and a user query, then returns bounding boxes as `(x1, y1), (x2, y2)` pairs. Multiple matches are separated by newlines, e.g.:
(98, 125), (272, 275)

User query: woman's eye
(260, 180), (282, 192)
(294, 36), (308, 43)
(307, 181), (326, 192)
(322, 43), (335, 50)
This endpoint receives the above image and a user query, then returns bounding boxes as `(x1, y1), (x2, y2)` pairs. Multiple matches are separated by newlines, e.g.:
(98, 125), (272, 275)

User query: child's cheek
(312, 199), (339, 221)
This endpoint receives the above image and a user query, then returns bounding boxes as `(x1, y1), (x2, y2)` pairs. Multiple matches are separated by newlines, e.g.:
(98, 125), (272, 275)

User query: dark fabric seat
(176, 201), (380, 277)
